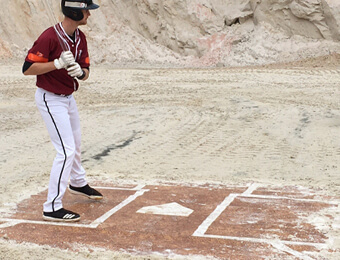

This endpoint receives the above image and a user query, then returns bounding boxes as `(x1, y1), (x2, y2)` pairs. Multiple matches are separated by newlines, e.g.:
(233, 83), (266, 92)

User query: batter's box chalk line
(0, 184), (149, 229)
(0, 182), (338, 260)
(192, 183), (337, 260)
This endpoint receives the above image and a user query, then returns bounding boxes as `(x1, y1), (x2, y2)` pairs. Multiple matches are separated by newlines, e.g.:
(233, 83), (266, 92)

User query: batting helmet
(62, 0), (99, 21)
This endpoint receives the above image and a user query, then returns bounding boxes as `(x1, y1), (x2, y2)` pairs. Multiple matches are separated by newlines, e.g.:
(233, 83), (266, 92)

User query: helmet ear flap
(66, 9), (84, 21)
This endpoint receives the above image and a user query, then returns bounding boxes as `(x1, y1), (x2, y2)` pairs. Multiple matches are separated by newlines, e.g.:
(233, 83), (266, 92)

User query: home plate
(137, 202), (193, 216)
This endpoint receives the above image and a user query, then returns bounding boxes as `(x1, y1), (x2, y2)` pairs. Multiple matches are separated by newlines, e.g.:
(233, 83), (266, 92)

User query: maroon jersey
(25, 23), (90, 95)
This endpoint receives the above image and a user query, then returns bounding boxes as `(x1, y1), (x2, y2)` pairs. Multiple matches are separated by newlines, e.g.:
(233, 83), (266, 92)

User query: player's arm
(80, 68), (89, 81)
(23, 51), (75, 76)
(23, 61), (56, 76)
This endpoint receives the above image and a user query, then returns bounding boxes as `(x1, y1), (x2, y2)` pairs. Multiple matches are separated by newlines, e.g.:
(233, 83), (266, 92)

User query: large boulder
(253, 0), (340, 40)
(111, 0), (254, 56)
(1, 0), (340, 66)
(109, 0), (340, 58)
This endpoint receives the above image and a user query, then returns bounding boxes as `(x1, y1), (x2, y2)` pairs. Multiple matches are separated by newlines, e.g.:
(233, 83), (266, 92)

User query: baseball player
(22, 0), (102, 222)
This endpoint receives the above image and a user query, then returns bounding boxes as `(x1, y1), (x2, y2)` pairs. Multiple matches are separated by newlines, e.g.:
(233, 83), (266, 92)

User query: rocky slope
(1, 0), (340, 67)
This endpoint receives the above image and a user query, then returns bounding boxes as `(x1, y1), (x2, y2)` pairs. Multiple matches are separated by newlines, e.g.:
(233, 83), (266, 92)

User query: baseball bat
(43, 0), (69, 51)
(54, 25), (69, 52)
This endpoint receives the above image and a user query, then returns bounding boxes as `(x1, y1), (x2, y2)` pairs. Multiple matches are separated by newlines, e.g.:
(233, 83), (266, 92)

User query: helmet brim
(85, 3), (99, 10)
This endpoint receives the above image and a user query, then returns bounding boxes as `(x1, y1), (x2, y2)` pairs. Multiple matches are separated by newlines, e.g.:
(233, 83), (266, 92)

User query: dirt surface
(2, 183), (338, 259)
(0, 59), (339, 259)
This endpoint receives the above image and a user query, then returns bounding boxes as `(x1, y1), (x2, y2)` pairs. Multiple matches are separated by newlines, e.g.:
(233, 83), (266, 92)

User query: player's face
(79, 10), (91, 25)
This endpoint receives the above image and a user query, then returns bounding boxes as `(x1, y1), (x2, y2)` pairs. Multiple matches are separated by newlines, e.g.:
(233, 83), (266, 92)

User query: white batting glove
(67, 62), (84, 78)
(54, 51), (75, 70)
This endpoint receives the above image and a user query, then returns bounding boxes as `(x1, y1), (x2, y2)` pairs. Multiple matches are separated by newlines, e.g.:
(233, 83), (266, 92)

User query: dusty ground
(0, 57), (339, 259)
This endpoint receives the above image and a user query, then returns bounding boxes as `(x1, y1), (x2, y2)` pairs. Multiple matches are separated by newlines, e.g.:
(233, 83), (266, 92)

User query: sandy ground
(0, 60), (339, 259)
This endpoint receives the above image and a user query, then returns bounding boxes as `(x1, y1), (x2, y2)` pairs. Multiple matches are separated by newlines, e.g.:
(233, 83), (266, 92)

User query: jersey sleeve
(25, 28), (54, 63)
(77, 32), (90, 69)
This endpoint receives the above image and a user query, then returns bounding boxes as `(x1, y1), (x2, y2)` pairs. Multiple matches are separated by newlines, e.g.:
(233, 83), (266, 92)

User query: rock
(1, 0), (340, 66)
(252, 0), (340, 40)
(322, 0), (340, 41)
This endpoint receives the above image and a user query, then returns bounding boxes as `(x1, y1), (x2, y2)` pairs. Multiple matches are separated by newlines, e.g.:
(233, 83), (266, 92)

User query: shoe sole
(68, 187), (103, 200)
(43, 215), (81, 222)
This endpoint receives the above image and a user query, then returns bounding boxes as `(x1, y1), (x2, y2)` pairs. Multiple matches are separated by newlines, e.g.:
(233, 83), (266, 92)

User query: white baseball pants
(35, 88), (87, 212)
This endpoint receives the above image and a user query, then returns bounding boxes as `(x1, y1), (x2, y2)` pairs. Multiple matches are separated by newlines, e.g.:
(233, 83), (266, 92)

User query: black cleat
(68, 184), (103, 200)
(43, 208), (80, 222)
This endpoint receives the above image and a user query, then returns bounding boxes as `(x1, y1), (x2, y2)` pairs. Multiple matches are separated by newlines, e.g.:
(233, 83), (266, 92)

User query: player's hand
(54, 51), (75, 70)
(67, 62), (84, 78)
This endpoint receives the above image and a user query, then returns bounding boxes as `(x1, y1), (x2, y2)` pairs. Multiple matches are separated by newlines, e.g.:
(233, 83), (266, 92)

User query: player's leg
(68, 96), (103, 200)
(68, 96), (87, 187)
(35, 88), (80, 221)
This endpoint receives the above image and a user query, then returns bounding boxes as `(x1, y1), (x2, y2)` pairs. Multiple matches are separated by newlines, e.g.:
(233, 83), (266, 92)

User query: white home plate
(137, 202), (194, 217)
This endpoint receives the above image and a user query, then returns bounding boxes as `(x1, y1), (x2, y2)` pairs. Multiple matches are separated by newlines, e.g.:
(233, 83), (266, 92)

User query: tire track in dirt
(2, 66), (339, 196)
(79, 67), (340, 185)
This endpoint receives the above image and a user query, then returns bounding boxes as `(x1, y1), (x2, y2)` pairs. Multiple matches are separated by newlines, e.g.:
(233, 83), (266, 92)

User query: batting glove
(54, 51), (75, 70)
(67, 62), (84, 78)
